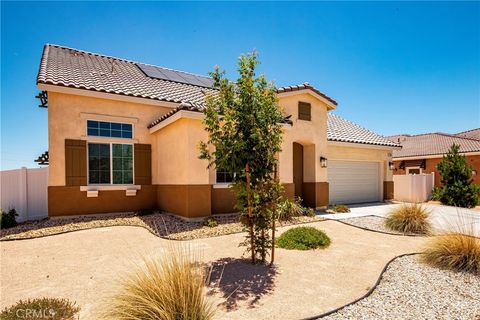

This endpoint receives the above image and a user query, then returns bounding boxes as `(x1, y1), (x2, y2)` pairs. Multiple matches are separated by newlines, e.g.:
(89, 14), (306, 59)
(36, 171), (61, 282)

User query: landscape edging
(301, 252), (421, 320)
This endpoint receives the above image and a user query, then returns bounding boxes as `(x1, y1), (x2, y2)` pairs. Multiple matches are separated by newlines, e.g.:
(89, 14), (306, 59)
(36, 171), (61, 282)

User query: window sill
(80, 185), (141, 191)
(213, 183), (232, 189)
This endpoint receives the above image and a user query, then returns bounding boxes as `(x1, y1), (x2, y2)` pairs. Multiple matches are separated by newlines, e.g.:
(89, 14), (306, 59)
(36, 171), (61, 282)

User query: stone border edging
(301, 252), (421, 320)
(327, 215), (425, 237)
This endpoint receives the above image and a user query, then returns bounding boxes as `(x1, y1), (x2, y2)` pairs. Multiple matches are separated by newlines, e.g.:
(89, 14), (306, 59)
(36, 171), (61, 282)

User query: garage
(328, 160), (381, 204)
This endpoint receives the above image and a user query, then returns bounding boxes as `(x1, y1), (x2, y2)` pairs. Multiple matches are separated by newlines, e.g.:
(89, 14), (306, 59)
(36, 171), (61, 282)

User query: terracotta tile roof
(277, 82), (337, 106)
(37, 44), (216, 108)
(38, 44), (394, 148)
(327, 114), (400, 147)
(391, 133), (480, 158)
(455, 128), (480, 140)
(150, 109), (397, 147)
(148, 103), (294, 129)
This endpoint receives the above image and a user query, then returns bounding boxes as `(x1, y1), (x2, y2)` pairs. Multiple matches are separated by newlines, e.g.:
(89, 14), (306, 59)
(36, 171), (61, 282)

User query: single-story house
(389, 131), (480, 186)
(37, 44), (400, 219)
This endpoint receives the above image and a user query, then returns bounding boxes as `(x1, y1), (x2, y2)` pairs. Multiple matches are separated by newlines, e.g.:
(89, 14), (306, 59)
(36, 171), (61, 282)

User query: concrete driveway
(321, 202), (480, 236)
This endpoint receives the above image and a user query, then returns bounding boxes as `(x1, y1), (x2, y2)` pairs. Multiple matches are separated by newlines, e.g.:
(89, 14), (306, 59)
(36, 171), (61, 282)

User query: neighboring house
(455, 128), (480, 140)
(37, 44), (400, 219)
(390, 131), (480, 186)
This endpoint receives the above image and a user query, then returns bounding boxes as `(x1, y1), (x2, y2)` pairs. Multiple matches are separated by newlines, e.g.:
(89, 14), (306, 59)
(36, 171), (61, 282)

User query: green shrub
(202, 217), (218, 228)
(304, 207), (316, 217)
(431, 186), (443, 201)
(1, 297), (80, 320)
(104, 248), (214, 320)
(330, 204), (350, 213)
(1, 209), (18, 229)
(277, 197), (304, 221)
(436, 144), (480, 208)
(277, 226), (331, 250)
(385, 203), (431, 234)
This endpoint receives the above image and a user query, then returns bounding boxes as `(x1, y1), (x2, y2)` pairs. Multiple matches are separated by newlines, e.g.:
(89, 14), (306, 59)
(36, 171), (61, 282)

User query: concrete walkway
(1, 220), (425, 320)
(320, 202), (480, 236)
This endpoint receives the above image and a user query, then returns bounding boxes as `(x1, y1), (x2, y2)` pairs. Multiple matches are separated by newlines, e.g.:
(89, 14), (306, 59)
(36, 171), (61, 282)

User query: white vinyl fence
(393, 173), (435, 203)
(0, 167), (48, 222)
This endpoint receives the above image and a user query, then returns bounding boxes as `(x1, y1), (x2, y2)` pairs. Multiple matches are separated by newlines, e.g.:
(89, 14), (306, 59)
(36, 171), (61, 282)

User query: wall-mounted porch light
(320, 156), (328, 168)
(388, 161), (395, 170)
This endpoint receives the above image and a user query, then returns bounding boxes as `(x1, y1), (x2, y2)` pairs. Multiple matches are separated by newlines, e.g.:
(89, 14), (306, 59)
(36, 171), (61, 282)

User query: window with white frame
(216, 168), (233, 184)
(88, 143), (133, 184)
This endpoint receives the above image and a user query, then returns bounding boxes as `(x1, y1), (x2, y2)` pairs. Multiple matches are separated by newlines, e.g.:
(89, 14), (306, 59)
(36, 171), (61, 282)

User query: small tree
(199, 52), (284, 263)
(435, 144), (479, 208)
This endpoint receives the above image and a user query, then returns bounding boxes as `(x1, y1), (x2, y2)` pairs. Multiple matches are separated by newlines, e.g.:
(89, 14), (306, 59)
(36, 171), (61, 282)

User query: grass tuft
(277, 226), (330, 250)
(1, 297), (79, 320)
(330, 204), (350, 213)
(104, 247), (214, 320)
(423, 232), (480, 274)
(385, 203), (431, 234)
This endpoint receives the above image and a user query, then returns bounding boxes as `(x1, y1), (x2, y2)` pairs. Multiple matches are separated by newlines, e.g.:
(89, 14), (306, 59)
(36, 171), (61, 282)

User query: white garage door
(328, 160), (380, 204)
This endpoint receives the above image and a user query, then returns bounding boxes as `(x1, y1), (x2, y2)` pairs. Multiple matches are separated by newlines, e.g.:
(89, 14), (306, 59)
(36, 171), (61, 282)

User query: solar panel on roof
(137, 63), (214, 88)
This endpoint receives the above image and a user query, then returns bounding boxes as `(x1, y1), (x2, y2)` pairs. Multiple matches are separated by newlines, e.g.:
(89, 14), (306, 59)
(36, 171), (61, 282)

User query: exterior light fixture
(472, 170), (477, 177)
(388, 161), (395, 170)
(320, 156), (328, 168)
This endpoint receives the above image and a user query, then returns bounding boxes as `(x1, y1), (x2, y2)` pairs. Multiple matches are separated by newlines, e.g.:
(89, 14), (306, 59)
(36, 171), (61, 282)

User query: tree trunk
(246, 163), (255, 263)
(270, 165), (278, 266)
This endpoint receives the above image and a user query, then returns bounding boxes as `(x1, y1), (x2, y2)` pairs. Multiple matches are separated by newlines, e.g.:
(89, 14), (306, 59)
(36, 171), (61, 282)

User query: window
(407, 167), (421, 175)
(87, 120), (132, 139)
(216, 168), (233, 184)
(298, 102), (311, 121)
(88, 143), (133, 184)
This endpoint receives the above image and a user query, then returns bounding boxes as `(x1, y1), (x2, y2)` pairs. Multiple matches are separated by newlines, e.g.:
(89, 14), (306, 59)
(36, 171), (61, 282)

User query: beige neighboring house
(390, 131), (480, 187)
(36, 44), (400, 219)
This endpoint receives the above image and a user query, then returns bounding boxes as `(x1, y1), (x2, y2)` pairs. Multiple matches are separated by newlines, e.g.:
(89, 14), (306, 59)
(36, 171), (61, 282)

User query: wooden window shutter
(65, 139), (87, 186)
(298, 102), (311, 121)
(134, 144), (152, 185)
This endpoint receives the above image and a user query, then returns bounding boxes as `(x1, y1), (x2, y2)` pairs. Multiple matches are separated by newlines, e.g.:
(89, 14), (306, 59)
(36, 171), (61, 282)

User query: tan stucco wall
(48, 92), (171, 186)
(152, 118), (210, 185)
(327, 144), (393, 181)
(278, 93), (329, 184)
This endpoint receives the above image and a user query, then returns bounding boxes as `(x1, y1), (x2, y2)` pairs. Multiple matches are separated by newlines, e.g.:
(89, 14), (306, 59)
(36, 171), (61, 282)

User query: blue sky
(1, 1), (479, 169)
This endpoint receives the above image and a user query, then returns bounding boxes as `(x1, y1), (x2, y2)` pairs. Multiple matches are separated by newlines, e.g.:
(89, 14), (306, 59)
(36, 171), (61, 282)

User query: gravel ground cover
(322, 254), (480, 320)
(338, 215), (419, 236)
(0, 212), (324, 241)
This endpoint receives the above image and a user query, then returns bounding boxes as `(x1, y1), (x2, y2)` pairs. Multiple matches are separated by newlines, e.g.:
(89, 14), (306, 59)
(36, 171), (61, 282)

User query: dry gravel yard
(338, 215), (420, 236)
(323, 254), (480, 320)
(0, 212), (324, 241)
(1, 220), (424, 320)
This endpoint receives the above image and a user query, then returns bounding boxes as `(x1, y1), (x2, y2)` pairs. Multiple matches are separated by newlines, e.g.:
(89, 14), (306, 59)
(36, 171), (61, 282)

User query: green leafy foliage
(277, 227), (331, 250)
(277, 197), (304, 221)
(202, 217), (218, 228)
(199, 52), (285, 263)
(330, 204), (350, 213)
(1, 297), (80, 320)
(304, 207), (316, 217)
(435, 144), (480, 208)
(1, 208), (18, 229)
